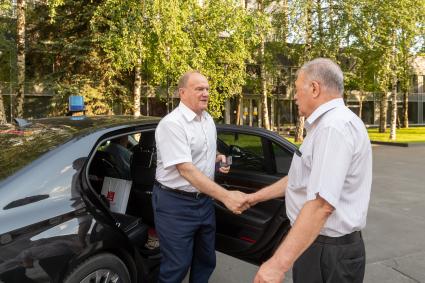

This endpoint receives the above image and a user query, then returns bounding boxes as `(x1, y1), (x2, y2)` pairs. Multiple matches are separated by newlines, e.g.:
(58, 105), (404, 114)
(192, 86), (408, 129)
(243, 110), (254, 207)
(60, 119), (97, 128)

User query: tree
(396, 1), (425, 129)
(346, 0), (425, 135)
(0, 0), (13, 124)
(43, 0), (124, 116)
(389, 31), (398, 140)
(92, 0), (260, 119)
(255, 0), (271, 130)
(185, 0), (262, 118)
(15, 0), (25, 118)
(91, 0), (149, 116)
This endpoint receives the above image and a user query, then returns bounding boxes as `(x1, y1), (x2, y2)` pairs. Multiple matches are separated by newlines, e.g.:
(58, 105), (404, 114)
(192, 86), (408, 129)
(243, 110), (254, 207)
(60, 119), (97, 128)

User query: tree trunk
(304, 0), (313, 62)
(294, 0), (313, 140)
(133, 58), (142, 117)
(235, 95), (242, 125)
(258, 1), (270, 130)
(0, 89), (6, 124)
(389, 31), (397, 140)
(379, 92), (388, 133)
(403, 92), (409, 128)
(389, 78), (397, 140)
(358, 92), (363, 120)
(316, 0), (323, 55)
(260, 51), (270, 130)
(295, 116), (305, 142)
(15, 0), (25, 118)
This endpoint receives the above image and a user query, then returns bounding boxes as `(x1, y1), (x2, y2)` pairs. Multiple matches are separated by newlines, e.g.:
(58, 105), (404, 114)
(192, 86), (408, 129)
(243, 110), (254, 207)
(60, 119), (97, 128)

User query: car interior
(86, 129), (292, 270)
(87, 130), (160, 277)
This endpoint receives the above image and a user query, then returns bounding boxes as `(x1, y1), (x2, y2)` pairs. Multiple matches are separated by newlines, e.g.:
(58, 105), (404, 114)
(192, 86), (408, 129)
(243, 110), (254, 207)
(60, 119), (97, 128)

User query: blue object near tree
(69, 96), (85, 112)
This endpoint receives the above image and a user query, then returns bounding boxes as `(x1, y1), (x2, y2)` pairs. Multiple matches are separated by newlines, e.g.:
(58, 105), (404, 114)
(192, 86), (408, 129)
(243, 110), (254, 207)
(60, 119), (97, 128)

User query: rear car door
(215, 125), (297, 265)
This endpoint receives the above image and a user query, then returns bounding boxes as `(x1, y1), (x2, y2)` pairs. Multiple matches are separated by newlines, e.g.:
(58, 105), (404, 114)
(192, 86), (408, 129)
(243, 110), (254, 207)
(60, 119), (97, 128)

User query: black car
(0, 116), (297, 283)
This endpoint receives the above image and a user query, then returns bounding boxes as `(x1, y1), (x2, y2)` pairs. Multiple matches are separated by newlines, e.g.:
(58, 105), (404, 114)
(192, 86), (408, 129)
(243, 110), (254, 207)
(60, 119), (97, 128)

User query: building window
(408, 102), (418, 124)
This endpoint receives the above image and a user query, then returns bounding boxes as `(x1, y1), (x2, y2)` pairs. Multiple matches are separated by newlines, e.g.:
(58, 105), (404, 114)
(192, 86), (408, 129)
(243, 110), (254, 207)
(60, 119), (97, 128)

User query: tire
(63, 253), (131, 283)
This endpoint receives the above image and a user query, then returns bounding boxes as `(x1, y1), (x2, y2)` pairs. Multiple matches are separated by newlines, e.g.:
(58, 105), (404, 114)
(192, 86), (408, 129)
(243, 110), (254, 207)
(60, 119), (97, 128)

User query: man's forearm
(176, 162), (229, 200)
(251, 176), (288, 204)
(269, 196), (334, 271)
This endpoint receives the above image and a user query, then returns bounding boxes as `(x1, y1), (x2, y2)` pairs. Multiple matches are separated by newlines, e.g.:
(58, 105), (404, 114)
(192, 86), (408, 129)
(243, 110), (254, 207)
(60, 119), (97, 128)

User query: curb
(371, 141), (425, 147)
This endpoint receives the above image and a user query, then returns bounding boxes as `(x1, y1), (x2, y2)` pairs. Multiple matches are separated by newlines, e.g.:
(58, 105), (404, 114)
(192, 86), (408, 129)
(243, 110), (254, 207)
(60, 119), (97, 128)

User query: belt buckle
(195, 192), (202, 199)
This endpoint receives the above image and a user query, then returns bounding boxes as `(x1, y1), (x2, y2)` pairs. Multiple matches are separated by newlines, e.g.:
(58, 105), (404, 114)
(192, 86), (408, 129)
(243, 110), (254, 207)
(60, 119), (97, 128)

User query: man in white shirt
(249, 58), (372, 283)
(154, 71), (250, 283)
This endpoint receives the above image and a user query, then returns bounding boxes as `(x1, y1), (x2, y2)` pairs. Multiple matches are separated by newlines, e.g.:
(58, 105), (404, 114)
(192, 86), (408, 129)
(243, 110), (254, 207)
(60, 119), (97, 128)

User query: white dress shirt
(286, 98), (372, 237)
(155, 102), (217, 193)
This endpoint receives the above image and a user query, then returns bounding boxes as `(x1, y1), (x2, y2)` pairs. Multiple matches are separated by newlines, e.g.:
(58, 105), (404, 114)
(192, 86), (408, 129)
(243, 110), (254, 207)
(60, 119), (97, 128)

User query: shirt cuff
(163, 158), (192, 169)
(307, 189), (338, 209)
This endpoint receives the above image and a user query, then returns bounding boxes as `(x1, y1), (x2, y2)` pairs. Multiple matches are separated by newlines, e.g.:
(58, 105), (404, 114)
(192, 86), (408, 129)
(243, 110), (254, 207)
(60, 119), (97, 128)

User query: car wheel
(63, 253), (131, 283)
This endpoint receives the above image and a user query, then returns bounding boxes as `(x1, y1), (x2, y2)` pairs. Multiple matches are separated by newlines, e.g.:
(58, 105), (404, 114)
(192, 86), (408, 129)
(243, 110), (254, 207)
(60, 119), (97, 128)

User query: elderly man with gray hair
(249, 58), (372, 283)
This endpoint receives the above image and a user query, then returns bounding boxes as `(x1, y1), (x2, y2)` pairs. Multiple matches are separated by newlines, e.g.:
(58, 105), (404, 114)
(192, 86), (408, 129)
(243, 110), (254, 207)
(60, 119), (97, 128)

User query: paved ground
(204, 145), (425, 283)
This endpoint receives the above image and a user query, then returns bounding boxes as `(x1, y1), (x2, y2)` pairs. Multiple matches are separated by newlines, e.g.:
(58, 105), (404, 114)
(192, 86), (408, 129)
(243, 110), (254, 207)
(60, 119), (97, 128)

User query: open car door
(215, 125), (297, 265)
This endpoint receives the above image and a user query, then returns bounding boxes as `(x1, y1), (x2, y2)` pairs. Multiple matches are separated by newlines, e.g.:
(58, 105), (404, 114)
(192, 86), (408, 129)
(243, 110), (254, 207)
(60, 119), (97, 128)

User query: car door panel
(215, 126), (296, 265)
(215, 174), (289, 263)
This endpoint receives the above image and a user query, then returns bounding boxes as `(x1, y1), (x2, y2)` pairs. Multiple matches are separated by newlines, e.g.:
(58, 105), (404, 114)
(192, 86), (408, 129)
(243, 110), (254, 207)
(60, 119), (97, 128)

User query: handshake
(215, 154), (260, 214)
(222, 190), (259, 215)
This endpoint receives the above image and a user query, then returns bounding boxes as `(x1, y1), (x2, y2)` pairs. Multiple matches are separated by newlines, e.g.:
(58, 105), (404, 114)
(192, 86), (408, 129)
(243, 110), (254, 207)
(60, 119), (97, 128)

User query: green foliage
(344, 0), (424, 93)
(2, 0), (423, 121)
(188, 0), (263, 117)
(0, 0), (15, 82)
(91, 0), (263, 118)
(38, 0), (131, 115)
(50, 80), (113, 116)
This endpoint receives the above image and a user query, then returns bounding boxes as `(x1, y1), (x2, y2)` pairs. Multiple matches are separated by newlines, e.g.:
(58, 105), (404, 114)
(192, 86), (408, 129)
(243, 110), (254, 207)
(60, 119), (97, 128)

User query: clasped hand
(223, 190), (250, 214)
(223, 189), (263, 215)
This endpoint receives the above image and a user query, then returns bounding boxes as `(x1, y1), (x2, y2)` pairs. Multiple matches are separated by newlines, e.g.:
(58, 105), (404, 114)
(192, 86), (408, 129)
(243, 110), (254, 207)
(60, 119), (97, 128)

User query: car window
(89, 135), (134, 186)
(87, 131), (156, 194)
(272, 142), (293, 175)
(217, 132), (265, 174)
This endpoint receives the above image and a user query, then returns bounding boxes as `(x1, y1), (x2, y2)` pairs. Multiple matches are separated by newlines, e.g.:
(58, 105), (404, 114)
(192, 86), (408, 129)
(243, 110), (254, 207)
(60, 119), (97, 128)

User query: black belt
(154, 180), (206, 199)
(315, 231), (362, 245)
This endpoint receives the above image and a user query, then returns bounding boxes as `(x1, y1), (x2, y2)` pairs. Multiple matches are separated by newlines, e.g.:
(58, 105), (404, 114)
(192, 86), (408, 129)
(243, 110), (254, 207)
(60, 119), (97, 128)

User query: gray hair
(299, 58), (344, 95)
(177, 70), (203, 89)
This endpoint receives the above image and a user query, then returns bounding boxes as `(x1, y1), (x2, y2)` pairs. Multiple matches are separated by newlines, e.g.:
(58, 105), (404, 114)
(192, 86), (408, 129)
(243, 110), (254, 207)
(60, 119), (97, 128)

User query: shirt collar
(178, 102), (207, 122)
(305, 98), (345, 129)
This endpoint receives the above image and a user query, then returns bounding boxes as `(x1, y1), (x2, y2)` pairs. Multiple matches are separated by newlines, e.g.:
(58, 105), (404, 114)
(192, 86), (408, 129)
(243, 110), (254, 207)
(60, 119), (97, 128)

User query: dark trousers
(293, 231), (365, 283)
(152, 184), (216, 283)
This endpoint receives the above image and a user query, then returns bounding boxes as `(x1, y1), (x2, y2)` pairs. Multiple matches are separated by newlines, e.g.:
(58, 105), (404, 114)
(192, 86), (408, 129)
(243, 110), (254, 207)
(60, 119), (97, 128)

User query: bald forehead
(178, 71), (207, 89)
(188, 73), (207, 85)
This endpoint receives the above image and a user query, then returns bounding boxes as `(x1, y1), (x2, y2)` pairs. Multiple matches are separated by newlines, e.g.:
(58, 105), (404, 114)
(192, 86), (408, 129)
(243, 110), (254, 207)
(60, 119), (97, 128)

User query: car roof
(30, 115), (161, 131)
(0, 115), (160, 181)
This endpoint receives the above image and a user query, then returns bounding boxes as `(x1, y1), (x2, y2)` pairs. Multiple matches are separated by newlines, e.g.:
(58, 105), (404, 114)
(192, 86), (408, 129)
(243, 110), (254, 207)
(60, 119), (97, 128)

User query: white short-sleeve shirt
(155, 102), (217, 193)
(286, 98), (372, 237)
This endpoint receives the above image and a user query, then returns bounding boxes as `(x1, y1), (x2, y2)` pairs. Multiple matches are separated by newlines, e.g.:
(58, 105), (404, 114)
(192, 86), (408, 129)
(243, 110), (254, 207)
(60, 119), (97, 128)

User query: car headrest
(139, 132), (156, 149)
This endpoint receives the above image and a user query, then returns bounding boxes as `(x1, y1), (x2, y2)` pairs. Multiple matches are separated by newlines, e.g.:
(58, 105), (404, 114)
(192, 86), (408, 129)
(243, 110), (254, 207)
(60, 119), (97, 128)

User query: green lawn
(367, 127), (425, 143)
(283, 127), (425, 145)
(284, 137), (301, 147)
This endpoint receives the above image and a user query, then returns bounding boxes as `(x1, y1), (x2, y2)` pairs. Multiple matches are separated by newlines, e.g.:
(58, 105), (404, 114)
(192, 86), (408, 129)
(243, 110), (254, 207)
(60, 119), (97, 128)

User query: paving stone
(364, 262), (418, 283)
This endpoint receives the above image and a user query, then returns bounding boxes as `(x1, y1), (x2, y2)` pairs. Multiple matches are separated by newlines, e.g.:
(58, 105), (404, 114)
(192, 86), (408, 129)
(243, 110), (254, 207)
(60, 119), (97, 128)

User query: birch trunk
(133, 58), (142, 117)
(0, 89), (6, 124)
(389, 77), (397, 140)
(403, 92), (409, 128)
(15, 0), (25, 118)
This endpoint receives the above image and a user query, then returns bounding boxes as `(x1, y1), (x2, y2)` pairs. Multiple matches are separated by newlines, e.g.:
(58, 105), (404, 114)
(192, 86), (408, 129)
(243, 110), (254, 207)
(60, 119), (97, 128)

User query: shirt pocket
(288, 148), (312, 190)
(287, 154), (304, 190)
(188, 125), (207, 157)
